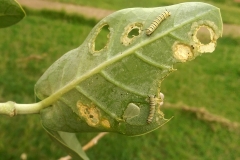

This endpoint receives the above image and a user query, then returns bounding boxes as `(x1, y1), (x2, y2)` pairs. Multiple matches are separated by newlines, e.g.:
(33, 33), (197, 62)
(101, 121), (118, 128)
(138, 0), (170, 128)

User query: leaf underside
(35, 2), (222, 159)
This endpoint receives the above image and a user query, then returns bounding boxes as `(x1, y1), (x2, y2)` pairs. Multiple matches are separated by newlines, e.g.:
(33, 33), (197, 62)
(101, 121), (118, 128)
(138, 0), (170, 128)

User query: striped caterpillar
(146, 10), (171, 36)
(147, 93), (164, 124)
(147, 95), (157, 123)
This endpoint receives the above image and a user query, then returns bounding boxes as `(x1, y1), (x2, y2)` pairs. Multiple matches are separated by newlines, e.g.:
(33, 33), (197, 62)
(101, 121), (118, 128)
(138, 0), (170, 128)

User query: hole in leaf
(196, 26), (211, 44)
(121, 22), (143, 46)
(95, 24), (110, 51)
(127, 28), (140, 38)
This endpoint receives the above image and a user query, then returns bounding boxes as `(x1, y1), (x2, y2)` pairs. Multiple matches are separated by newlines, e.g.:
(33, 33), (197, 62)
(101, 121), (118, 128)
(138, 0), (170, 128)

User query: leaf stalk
(0, 101), (45, 116)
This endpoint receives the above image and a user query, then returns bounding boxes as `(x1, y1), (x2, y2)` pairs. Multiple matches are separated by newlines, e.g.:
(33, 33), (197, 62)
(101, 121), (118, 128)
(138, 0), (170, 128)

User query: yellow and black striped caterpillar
(147, 95), (156, 123)
(146, 10), (171, 36)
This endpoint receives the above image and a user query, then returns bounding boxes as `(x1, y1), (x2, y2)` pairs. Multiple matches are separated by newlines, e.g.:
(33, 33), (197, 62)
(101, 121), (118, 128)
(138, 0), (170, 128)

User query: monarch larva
(147, 95), (156, 123)
(146, 10), (171, 36)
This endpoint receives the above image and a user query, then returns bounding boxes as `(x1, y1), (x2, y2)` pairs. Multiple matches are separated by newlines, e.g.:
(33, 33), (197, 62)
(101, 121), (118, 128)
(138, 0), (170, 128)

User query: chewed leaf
(36, 2), (223, 136)
(123, 103), (140, 120)
(0, 0), (25, 28)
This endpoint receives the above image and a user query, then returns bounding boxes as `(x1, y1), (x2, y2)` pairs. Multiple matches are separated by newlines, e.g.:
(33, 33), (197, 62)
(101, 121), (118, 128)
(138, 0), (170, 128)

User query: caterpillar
(147, 95), (156, 123)
(146, 10), (171, 36)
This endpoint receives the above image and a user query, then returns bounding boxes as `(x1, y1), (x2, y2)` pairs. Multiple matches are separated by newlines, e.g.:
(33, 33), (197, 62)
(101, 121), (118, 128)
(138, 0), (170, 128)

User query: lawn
(47, 0), (240, 24)
(0, 4), (240, 160)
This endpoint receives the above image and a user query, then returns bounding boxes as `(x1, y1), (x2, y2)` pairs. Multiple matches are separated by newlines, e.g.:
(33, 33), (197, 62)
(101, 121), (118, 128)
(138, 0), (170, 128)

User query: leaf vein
(100, 70), (145, 96)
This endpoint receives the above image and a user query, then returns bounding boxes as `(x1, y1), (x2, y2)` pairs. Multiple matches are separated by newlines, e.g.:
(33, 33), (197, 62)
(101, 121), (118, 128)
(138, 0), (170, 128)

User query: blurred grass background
(0, 0), (240, 159)
(48, 0), (240, 24)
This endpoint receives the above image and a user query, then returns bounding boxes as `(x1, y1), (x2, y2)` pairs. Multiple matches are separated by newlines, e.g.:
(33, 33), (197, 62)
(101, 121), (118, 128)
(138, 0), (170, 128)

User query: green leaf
(36, 2), (222, 136)
(0, 0), (25, 28)
(42, 126), (89, 160)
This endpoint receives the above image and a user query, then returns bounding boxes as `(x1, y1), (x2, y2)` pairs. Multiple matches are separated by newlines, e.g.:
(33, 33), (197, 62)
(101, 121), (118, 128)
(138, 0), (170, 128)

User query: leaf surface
(0, 0), (25, 28)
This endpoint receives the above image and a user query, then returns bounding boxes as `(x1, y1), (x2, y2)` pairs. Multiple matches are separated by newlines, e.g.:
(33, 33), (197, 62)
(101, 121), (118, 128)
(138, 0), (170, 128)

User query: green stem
(0, 101), (45, 116)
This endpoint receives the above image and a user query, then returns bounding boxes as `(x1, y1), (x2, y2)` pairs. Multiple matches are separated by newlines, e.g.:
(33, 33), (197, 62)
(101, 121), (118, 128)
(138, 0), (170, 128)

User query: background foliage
(0, 0), (239, 159)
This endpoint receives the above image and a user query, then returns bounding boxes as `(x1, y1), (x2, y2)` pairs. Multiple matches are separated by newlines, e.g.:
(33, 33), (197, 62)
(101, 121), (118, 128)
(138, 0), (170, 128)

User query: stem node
(0, 101), (16, 116)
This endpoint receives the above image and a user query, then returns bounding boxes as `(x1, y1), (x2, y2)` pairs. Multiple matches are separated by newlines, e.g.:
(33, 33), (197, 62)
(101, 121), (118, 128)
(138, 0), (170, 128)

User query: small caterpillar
(146, 10), (171, 36)
(147, 95), (156, 123)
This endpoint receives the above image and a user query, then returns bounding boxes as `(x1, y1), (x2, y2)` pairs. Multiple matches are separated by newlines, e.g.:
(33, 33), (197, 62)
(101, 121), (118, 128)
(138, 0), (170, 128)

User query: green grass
(85, 111), (240, 160)
(47, 0), (240, 24)
(23, 7), (98, 26)
(0, 8), (240, 160)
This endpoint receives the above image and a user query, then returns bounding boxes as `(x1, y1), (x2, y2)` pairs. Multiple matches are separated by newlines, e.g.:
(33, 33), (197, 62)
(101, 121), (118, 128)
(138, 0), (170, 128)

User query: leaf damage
(173, 43), (194, 62)
(121, 22), (143, 46)
(89, 23), (110, 54)
(190, 20), (221, 53)
(77, 101), (111, 128)
(173, 20), (221, 62)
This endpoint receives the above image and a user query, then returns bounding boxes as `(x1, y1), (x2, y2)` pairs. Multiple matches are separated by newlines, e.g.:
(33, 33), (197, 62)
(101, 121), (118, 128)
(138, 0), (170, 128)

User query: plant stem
(82, 132), (109, 151)
(0, 101), (45, 116)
